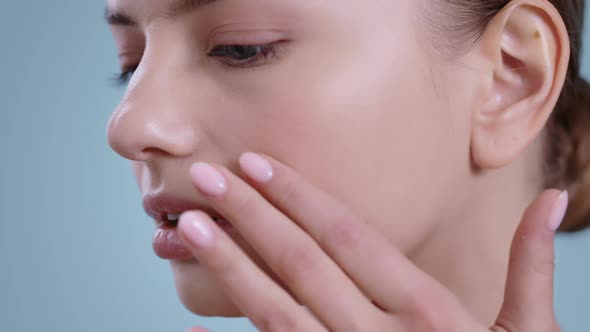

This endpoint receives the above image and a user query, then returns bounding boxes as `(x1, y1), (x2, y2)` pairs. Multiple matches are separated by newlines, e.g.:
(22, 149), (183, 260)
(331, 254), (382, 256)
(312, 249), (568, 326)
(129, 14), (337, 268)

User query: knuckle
(532, 258), (556, 277)
(323, 215), (363, 250)
(230, 190), (259, 221)
(208, 246), (241, 276)
(274, 180), (302, 211)
(341, 312), (386, 332)
(276, 245), (318, 286)
(255, 309), (301, 332)
(404, 291), (455, 332)
(509, 254), (555, 278)
(493, 316), (560, 332)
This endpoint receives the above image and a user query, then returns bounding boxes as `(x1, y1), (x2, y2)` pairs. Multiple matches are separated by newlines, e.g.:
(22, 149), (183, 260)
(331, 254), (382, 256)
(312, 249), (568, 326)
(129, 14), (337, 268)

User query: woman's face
(107, 0), (483, 316)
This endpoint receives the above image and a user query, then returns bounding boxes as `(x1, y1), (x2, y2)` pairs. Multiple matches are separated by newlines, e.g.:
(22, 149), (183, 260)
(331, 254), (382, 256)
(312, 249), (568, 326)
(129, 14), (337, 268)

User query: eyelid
(112, 30), (145, 61)
(207, 41), (285, 69)
(118, 54), (141, 72)
(206, 29), (286, 50)
(119, 50), (141, 59)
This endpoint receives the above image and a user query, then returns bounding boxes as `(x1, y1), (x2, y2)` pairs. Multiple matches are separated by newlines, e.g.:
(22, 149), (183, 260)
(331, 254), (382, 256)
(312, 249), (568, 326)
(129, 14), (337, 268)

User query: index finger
(188, 160), (385, 331)
(237, 152), (446, 312)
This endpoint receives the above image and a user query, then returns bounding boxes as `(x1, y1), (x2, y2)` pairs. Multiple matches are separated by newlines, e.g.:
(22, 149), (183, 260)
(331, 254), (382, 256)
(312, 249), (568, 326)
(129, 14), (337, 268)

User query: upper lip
(142, 192), (223, 224)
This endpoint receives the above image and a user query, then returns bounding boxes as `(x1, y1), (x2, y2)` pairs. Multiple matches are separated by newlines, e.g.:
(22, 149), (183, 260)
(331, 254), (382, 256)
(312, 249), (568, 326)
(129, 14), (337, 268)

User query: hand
(178, 152), (567, 332)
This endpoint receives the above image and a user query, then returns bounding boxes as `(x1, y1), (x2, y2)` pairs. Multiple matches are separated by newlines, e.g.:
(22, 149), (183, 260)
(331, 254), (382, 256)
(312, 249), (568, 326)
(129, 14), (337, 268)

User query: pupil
(231, 45), (259, 60)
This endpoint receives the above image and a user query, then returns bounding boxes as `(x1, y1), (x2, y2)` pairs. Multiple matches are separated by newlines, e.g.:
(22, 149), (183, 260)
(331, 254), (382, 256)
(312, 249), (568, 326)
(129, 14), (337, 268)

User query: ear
(471, 0), (570, 169)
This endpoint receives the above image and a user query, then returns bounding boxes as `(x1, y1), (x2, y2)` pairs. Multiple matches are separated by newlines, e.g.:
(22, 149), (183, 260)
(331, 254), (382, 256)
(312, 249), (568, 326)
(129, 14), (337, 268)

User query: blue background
(0, 1), (588, 331)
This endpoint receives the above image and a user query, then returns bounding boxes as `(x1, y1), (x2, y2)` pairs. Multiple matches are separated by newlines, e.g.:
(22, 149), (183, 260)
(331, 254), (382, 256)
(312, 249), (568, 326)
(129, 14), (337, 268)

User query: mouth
(143, 193), (233, 260)
(143, 193), (231, 228)
(160, 212), (226, 228)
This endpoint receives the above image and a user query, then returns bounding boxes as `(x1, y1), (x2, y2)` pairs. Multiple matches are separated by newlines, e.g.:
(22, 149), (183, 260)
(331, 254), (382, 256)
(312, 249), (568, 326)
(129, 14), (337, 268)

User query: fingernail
(548, 190), (569, 231)
(180, 212), (214, 248)
(190, 162), (227, 196)
(239, 152), (274, 183)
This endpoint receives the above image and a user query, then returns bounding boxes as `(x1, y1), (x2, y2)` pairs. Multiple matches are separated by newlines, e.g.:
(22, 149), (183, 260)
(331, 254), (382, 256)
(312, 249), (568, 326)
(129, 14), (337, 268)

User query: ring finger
(178, 210), (327, 332)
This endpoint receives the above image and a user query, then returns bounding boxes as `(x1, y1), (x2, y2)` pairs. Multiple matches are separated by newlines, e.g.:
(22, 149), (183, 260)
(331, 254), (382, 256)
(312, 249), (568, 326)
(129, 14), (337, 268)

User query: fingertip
(189, 162), (228, 197)
(520, 189), (565, 234)
(178, 211), (215, 249)
(239, 152), (274, 183)
(547, 190), (568, 232)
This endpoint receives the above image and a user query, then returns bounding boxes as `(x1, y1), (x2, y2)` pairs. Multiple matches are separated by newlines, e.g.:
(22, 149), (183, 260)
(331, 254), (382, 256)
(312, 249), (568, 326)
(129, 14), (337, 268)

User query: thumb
(493, 189), (568, 332)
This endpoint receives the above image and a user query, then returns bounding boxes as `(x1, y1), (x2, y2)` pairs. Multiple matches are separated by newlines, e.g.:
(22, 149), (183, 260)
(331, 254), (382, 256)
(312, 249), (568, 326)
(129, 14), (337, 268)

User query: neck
(409, 142), (544, 326)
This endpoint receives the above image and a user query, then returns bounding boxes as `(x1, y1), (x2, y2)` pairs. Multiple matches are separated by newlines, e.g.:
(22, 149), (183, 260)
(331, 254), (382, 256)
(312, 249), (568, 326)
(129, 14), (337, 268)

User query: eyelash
(207, 41), (283, 68)
(112, 42), (283, 86)
(112, 65), (138, 87)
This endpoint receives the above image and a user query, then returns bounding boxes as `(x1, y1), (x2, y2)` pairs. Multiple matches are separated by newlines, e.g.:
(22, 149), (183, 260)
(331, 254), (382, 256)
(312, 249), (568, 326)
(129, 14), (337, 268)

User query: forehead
(106, 0), (295, 23)
(105, 0), (419, 34)
(105, 0), (298, 14)
(107, 0), (234, 28)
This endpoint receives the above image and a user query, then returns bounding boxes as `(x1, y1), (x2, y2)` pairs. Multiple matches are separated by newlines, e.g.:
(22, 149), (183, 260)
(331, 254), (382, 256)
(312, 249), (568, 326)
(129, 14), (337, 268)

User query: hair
(427, 0), (590, 232)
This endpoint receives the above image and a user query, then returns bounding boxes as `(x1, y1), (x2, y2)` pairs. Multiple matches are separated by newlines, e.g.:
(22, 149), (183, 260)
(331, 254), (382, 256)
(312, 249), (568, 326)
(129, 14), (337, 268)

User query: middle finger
(188, 162), (387, 331)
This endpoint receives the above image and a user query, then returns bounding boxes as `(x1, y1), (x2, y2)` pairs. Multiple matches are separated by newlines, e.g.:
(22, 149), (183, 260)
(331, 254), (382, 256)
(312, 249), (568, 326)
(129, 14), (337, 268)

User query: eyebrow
(104, 9), (136, 26)
(166, 0), (219, 18)
(105, 0), (220, 26)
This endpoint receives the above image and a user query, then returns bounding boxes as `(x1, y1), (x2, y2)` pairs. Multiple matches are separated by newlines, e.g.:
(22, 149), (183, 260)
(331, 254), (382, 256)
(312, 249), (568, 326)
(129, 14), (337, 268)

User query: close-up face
(106, 0), (509, 317)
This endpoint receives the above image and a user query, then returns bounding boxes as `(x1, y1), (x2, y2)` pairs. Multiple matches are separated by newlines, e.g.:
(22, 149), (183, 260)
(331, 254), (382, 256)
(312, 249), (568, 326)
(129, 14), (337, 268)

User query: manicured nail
(190, 162), (227, 196)
(548, 190), (569, 231)
(180, 212), (214, 248)
(239, 152), (274, 183)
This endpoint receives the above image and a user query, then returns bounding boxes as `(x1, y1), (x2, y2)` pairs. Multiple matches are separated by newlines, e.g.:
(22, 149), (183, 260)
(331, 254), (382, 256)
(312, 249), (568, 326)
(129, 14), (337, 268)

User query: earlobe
(471, 0), (570, 169)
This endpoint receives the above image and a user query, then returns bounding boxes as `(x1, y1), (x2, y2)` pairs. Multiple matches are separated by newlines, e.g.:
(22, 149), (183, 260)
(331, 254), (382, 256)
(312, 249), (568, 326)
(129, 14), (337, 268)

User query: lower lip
(152, 220), (234, 260)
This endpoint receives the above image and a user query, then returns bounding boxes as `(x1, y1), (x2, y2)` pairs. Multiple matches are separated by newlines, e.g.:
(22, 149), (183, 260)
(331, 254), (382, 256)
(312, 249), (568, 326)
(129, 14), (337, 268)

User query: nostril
(140, 147), (172, 158)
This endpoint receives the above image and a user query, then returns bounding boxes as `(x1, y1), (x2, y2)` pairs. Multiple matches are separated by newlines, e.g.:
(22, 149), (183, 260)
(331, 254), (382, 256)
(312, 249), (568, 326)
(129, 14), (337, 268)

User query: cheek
(237, 47), (464, 252)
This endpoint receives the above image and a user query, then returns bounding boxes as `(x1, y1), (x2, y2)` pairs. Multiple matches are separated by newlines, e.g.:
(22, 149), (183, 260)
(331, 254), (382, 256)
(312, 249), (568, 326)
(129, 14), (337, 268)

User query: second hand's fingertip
(547, 190), (569, 232)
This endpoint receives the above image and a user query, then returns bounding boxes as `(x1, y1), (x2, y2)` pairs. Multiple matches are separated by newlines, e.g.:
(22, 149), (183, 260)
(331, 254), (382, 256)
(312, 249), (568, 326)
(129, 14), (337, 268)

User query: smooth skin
(105, 0), (571, 329)
(179, 153), (567, 332)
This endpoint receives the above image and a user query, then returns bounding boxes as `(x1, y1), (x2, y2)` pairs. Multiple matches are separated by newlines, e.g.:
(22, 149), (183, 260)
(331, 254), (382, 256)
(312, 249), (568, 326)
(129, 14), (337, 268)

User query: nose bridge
(107, 55), (199, 161)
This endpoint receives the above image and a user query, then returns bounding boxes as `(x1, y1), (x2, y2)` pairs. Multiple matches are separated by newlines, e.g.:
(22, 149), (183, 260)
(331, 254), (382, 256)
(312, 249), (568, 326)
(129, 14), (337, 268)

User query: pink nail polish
(180, 212), (214, 248)
(190, 162), (227, 196)
(548, 191), (569, 231)
(239, 152), (274, 183)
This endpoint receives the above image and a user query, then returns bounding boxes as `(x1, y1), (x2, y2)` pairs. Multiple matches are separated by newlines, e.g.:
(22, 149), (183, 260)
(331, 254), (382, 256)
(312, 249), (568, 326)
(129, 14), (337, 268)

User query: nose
(107, 66), (199, 162)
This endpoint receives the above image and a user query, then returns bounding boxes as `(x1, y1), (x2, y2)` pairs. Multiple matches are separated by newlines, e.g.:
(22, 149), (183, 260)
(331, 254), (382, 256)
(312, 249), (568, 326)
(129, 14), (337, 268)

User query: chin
(170, 259), (244, 317)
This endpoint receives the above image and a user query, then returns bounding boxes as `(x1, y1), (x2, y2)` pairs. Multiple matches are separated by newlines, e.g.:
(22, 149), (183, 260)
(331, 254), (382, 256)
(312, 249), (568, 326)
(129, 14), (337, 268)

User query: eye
(207, 42), (283, 68)
(112, 65), (138, 87)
